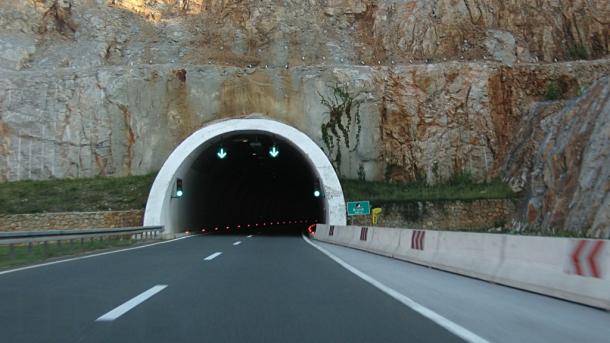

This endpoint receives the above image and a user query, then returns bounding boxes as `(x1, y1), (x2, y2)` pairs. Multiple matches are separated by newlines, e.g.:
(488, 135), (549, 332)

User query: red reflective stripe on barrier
(569, 240), (606, 278)
(571, 240), (587, 276)
(411, 230), (425, 250)
(411, 231), (416, 249)
(360, 227), (368, 241)
(588, 241), (604, 278)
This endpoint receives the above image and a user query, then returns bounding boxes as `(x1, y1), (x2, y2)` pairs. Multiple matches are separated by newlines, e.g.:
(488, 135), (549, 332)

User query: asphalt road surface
(3, 232), (608, 343)
(0, 233), (464, 343)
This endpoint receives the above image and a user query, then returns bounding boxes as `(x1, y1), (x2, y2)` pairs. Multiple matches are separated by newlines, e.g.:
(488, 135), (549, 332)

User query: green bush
(544, 81), (562, 101)
(567, 44), (589, 60)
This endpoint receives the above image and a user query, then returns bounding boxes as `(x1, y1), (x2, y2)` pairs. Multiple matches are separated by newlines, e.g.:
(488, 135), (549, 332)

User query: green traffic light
(314, 190), (321, 197)
(176, 190), (184, 197)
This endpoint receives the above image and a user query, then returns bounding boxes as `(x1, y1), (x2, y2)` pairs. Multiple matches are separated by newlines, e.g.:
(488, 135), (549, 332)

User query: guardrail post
(9, 243), (15, 259)
(43, 240), (48, 257)
(28, 242), (33, 254)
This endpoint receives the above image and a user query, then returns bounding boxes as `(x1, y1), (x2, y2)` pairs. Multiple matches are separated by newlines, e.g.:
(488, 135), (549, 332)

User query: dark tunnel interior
(176, 132), (325, 235)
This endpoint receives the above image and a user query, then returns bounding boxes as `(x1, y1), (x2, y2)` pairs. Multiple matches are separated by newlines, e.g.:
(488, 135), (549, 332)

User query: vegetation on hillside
(0, 174), (156, 215)
(342, 173), (517, 202)
(0, 171), (516, 215)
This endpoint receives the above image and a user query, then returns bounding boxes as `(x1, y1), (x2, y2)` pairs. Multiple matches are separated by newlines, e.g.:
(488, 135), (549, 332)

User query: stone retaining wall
(349, 199), (515, 231)
(0, 210), (144, 232)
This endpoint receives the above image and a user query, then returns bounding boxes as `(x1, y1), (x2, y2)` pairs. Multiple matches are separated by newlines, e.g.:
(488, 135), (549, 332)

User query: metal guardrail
(0, 226), (164, 245)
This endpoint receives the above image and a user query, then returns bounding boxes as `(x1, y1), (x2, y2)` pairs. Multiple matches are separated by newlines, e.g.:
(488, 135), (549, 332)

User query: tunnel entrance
(144, 116), (346, 235)
(181, 132), (323, 235)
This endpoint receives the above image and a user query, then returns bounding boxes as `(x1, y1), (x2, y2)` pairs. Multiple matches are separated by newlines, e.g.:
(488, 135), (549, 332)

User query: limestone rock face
(503, 77), (610, 238)
(0, 1), (607, 70)
(0, 33), (36, 70)
(0, 1), (608, 236)
(379, 61), (609, 183)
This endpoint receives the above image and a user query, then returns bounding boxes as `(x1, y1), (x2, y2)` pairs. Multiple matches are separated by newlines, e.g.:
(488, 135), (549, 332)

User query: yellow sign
(371, 208), (382, 225)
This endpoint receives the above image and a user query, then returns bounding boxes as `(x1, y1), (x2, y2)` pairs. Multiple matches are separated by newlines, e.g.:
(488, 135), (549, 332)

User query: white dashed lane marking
(204, 252), (222, 261)
(96, 285), (168, 322)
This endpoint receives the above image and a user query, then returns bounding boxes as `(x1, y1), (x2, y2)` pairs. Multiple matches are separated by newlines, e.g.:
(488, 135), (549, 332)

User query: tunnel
(143, 116), (347, 235)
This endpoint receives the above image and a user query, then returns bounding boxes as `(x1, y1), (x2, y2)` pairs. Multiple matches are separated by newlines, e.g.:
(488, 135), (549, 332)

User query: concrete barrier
(313, 224), (610, 310)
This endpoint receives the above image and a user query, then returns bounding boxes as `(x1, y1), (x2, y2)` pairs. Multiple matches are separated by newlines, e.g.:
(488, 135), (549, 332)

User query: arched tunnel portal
(144, 116), (346, 235)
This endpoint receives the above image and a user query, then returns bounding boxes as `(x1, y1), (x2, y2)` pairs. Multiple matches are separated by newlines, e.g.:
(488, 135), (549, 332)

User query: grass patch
(341, 177), (517, 202)
(0, 174), (156, 215)
(0, 236), (159, 269)
(0, 171), (516, 215)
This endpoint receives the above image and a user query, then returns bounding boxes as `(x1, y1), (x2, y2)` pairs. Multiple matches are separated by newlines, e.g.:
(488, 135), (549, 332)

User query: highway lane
(0, 232), (463, 343)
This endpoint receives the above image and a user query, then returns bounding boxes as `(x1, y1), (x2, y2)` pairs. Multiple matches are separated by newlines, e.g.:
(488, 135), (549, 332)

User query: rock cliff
(0, 1), (608, 236)
(503, 77), (609, 238)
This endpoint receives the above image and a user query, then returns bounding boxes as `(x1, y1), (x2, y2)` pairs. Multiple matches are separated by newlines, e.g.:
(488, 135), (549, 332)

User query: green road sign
(347, 201), (370, 216)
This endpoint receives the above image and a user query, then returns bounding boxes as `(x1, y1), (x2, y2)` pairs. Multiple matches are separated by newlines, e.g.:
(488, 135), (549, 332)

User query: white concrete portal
(144, 116), (346, 234)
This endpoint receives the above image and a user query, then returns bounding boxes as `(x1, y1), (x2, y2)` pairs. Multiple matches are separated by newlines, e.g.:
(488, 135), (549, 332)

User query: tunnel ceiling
(181, 132), (324, 234)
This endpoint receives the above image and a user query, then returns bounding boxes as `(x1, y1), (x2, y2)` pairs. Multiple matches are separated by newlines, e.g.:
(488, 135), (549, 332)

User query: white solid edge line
(233, 241), (242, 246)
(204, 252), (222, 261)
(302, 235), (490, 343)
(96, 285), (168, 322)
(0, 236), (194, 276)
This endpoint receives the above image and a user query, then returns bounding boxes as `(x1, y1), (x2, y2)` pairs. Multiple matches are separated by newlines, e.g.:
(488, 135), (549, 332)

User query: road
(0, 233), (463, 343)
(2, 232), (609, 343)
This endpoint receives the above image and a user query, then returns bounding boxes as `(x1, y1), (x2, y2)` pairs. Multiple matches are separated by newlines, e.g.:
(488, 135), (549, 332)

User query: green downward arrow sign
(217, 147), (227, 159)
(269, 146), (280, 158)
